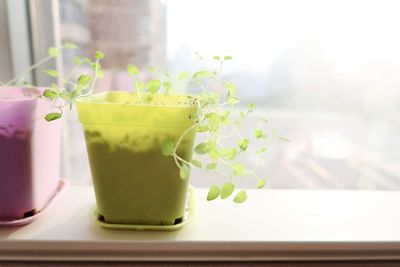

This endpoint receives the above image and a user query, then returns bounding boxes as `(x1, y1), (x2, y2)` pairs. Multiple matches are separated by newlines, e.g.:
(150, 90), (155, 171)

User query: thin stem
(5, 55), (54, 86)
(228, 121), (243, 139)
(174, 154), (229, 177)
(174, 119), (204, 154)
(134, 79), (142, 102)
(60, 65), (79, 88)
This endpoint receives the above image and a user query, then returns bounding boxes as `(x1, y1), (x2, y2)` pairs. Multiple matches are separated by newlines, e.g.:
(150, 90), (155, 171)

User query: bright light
(166, 0), (400, 74)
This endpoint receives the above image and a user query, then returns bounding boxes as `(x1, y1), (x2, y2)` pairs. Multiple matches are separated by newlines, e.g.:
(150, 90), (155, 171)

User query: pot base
(92, 186), (195, 231)
(0, 179), (69, 227)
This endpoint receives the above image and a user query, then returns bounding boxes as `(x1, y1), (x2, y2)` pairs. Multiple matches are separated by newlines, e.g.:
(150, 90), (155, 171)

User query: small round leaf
(43, 89), (58, 100)
(44, 70), (59, 77)
(179, 164), (191, 180)
(95, 51), (104, 59)
(221, 183), (235, 199)
(48, 47), (59, 57)
(194, 143), (209, 154)
(206, 162), (218, 170)
(190, 160), (202, 168)
(233, 190), (247, 203)
(45, 112), (62, 122)
(207, 185), (221, 201)
(160, 138), (174, 156)
(257, 179), (266, 189)
(231, 163), (245, 176)
(127, 64), (139, 75)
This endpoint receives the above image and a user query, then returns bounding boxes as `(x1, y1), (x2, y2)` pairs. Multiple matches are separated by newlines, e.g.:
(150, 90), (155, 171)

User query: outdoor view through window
(60, 0), (400, 190)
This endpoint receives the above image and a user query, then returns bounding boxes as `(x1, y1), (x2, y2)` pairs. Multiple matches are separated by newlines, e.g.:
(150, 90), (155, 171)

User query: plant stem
(172, 123), (198, 168)
(4, 55), (54, 86)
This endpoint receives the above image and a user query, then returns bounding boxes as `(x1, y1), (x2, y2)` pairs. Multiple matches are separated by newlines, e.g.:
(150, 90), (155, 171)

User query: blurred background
(1, 0), (399, 189)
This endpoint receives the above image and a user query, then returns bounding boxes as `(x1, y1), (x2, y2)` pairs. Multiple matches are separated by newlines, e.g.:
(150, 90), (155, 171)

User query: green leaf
(224, 55), (233, 60)
(44, 70), (59, 77)
(225, 82), (237, 97)
(196, 125), (209, 133)
(64, 42), (78, 49)
(279, 136), (290, 142)
(163, 82), (173, 93)
(43, 89), (58, 100)
(221, 183), (235, 199)
(220, 148), (237, 161)
(257, 179), (266, 189)
(190, 160), (202, 168)
(233, 190), (247, 203)
(237, 138), (250, 151)
(77, 74), (91, 86)
(60, 91), (74, 101)
(208, 147), (219, 161)
(194, 143), (209, 154)
(207, 185), (221, 201)
(48, 47), (59, 57)
(178, 72), (188, 80)
(208, 112), (221, 132)
(179, 164), (191, 180)
(231, 163), (245, 176)
(213, 56), (221, 60)
(206, 162), (218, 170)
(248, 103), (255, 112)
(50, 83), (60, 93)
(45, 112), (62, 121)
(145, 79), (161, 93)
(228, 96), (240, 105)
(127, 64), (139, 75)
(193, 70), (214, 79)
(95, 51), (104, 59)
(98, 70), (105, 78)
(254, 128), (267, 139)
(83, 57), (92, 64)
(91, 62), (100, 71)
(220, 111), (230, 125)
(74, 56), (82, 65)
(160, 138), (174, 156)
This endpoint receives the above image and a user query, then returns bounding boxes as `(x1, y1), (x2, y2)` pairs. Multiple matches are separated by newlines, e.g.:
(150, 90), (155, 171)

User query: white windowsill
(0, 186), (400, 261)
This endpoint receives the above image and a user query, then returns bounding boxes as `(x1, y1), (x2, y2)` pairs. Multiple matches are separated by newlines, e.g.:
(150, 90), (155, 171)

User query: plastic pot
(0, 87), (61, 220)
(77, 91), (198, 225)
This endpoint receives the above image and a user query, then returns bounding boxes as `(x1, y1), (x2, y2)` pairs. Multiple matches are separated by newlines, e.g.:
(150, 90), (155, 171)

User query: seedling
(41, 46), (104, 121)
(126, 56), (290, 203)
(0, 42), (103, 121)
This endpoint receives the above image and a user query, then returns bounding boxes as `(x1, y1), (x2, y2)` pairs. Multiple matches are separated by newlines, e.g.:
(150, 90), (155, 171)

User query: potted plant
(50, 54), (288, 229)
(0, 43), (102, 224)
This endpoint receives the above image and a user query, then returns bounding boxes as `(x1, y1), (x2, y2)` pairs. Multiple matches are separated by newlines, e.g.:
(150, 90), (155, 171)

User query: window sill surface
(0, 186), (400, 261)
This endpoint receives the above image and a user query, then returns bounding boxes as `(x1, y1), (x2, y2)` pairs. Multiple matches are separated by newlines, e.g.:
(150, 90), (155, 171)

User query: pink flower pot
(0, 87), (61, 220)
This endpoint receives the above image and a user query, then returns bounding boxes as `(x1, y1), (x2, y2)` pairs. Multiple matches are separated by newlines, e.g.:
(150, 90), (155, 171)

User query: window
(58, 0), (400, 189)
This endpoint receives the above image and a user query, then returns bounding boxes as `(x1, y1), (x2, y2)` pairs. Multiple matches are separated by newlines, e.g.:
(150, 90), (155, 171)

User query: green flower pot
(77, 91), (197, 225)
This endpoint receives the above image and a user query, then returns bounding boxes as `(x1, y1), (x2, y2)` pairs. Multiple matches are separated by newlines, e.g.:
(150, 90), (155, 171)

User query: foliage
(40, 44), (104, 120)
(0, 42), (104, 121)
(126, 55), (290, 203)
(1, 44), (289, 203)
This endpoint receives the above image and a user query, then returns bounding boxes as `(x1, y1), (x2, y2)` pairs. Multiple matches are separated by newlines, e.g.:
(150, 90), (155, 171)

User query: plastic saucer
(92, 185), (195, 231)
(0, 179), (69, 227)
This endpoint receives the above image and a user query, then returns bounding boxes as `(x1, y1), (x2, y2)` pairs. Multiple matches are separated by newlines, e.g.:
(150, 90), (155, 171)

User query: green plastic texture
(92, 185), (196, 231)
(77, 91), (198, 225)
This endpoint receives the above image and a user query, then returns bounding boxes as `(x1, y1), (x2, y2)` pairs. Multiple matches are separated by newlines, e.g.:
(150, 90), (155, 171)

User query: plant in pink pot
(0, 43), (103, 224)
